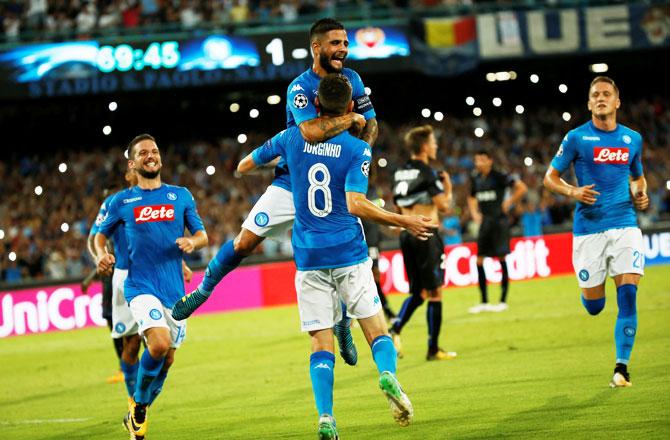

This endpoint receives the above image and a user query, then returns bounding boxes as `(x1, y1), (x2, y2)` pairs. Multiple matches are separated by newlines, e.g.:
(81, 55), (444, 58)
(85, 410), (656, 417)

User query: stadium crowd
(1, 97), (669, 284)
(0, 0), (477, 42)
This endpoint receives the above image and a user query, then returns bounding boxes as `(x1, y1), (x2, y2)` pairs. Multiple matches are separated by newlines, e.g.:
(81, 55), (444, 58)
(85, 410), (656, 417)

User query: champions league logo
(293, 93), (308, 109)
(361, 161), (370, 177)
(254, 212), (270, 227)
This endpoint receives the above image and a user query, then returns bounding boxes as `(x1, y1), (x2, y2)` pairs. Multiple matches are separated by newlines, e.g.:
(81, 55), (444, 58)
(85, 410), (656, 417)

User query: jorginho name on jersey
(90, 193), (130, 270)
(98, 184), (205, 307)
(252, 127), (371, 270)
(551, 120), (643, 236)
(266, 68), (376, 193)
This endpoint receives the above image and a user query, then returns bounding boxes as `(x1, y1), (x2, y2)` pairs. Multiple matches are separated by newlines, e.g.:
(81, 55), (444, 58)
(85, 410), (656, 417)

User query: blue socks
(199, 240), (244, 295)
(134, 350), (165, 405)
(615, 284), (638, 365)
(309, 351), (335, 416)
(120, 360), (139, 398)
(148, 370), (168, 405)
(581, 295), (606, 315)
(371, 335), (397, 374)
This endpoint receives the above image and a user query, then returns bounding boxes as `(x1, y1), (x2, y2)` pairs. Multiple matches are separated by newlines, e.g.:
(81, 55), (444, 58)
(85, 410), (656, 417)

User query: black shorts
(400, 230), (445, 296)
(477, 217), (510, 257)
(101, 273), (113, 321)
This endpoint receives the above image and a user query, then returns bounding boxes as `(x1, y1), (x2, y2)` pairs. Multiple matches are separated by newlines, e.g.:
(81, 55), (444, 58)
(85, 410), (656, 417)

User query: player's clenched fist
(96, 254), (115, 276)
(176, 237), (195, 253)
(633, 191), (649, 211)
(402, 215), (435, 241)
(570, 184), (600, 205)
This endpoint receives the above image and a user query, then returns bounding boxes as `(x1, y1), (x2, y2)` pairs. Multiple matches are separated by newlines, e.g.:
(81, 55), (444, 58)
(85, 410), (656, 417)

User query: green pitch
(2, 267), (669, 439)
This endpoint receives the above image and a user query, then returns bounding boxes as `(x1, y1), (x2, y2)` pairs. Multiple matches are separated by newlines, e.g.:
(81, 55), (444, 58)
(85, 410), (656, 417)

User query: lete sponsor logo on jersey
(593, 147), (629, 164)
(133, 204), (175, 223)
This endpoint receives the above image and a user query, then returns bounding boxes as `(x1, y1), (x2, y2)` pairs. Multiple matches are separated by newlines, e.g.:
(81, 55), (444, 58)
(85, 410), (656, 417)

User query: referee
(467, 149), (527, 313)
(389, 125), (457, 361)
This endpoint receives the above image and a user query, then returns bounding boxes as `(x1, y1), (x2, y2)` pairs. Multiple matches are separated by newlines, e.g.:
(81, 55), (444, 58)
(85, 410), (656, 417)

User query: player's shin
(615, 284), (638, 364)
(476, 265), (488, 303)
(199, 240), (244, 295)
(392, 295), (424, 333)
(427, 301), (442, 353)
(134, 350), (166, 405)
(371, 335), (397, 374)
(120, 360), (139, 397)
(309, 351), (335, 417)
(147, 369), (168, 405)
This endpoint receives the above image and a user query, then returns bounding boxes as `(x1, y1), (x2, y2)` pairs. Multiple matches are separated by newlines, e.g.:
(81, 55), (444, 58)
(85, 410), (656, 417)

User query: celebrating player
(95, 134), (208, 439)
(238, 74), (433, 438)
(87, 169), (142, 397)
(172, 18), (376, 367)
(543, 76), (648, 387)
(467, 150), (527, 313)
(388, 125), (457, 361)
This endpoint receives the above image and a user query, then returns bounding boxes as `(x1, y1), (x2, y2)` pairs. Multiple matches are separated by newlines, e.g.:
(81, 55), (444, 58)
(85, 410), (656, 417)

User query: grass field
(1, 266), (670, 439)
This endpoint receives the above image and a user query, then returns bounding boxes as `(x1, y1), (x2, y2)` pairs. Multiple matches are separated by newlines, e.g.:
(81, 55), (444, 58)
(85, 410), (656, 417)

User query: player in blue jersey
(95, 134), (208, 439)
(87, 169), (142, 397)
(172, 18), (376, 367)
(544, 77), (649, 388)
(239, 74), (433, 438)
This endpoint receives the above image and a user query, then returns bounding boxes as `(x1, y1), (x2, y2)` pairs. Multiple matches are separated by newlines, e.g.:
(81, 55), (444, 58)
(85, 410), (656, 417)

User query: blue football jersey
(90, 193), (130, 270)
(98, 184), (205, 307)
(267, 68), (376, 192)
(551, 121), (643, 235)
(253, 127), (371, 270)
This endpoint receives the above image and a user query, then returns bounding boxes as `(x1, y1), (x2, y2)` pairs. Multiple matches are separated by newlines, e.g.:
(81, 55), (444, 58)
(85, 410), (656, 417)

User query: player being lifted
(543, 76), (648, 387)
(239, 73), (433, 439)
(389, 125), (457, 361)
(96, 135), (208, 439)
(172, 18), (377, 367)
(467, 149), (527, 313)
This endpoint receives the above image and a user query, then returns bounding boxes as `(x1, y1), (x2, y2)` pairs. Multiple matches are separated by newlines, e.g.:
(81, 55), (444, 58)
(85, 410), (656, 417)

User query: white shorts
(111, 269), (138, 338)
(129, 294), (187, 349)
(241, 185), (294, 239)
(573, 227), (645, 288)
(295, 258), (382, 332)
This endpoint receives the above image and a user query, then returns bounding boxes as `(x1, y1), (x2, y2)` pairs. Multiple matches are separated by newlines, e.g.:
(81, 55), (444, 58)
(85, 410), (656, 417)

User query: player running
(543, 76), (648, 388)
(239, 73), (433, 439)
(467, 149), (527, 313)
(95, 134), (208, 439)
(87, 169), (142, 399)
(389, 125), (457, 361)
(172, 18), (376, 367)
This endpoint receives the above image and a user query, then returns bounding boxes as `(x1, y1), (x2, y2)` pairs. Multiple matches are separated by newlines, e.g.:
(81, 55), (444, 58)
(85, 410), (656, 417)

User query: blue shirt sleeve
(182, 188), (205, 235)
(345, 141), (371, 194)
(251, 130), (287, 166)
(551, 130), (578, 173)
(287, 80), (318, 126)
(629, 132), (643, 178)
(89, 198), (109, 236)
(348, 70), (376, 120)
(97, 193), (122, 238)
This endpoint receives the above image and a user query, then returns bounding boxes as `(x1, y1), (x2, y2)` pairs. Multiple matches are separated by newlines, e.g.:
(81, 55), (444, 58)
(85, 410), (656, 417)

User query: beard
(137, 167), (161, 179)
(319, 52), (342, 74)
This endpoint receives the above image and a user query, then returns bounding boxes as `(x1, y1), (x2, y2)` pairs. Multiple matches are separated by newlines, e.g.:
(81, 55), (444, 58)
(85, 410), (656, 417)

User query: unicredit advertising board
(2, 231), (670, 338)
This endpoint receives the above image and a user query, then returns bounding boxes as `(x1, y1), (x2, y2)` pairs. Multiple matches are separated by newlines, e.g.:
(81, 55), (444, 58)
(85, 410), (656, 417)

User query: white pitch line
(0, 418), (91, 425)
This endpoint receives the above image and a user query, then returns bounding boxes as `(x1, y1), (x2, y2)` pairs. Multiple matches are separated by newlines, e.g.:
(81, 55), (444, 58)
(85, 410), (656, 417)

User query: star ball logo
(293, 93), (308, 109)
(254, 212), (270, 227)
(361, 160), (370, 177)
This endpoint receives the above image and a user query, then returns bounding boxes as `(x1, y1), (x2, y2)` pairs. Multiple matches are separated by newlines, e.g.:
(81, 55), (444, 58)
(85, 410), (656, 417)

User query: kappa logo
(361, 160), (370, 177)
(582, 136), (600, 141)
(290, 84), (304, 93)
(293, 93), (308, 109)
(363, 148), (372, 157)
(593, 147), (629, 164)
(134, 204), (175, 223)
(123, 196), (142, 204)
(314, 363), (331, 370)
(167, 192), (177, 201)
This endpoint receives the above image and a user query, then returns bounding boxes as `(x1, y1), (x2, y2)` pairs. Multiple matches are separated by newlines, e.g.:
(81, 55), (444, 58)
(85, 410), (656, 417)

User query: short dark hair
(310, 18), (345, 43)
(404, 125), (434, 154)
(589, 76), (619, 96)
(127, 134), (156, 158)
(474, 149), (491, 158)
(317, 73), (352, 116)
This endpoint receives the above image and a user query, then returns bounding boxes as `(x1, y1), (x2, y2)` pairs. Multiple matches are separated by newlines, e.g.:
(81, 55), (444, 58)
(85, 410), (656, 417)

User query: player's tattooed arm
(299, 113), (365, 143)
(359, 117), (378, 146)
(237, 153), (280, 175)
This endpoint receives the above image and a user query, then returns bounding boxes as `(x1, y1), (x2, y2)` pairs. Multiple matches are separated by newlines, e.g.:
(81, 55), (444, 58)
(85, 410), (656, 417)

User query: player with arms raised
(172, 18), (376, 367)
(239, 74), (432, 438)
(544, 76), (648, 387)
(95, 134), (208, 439)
